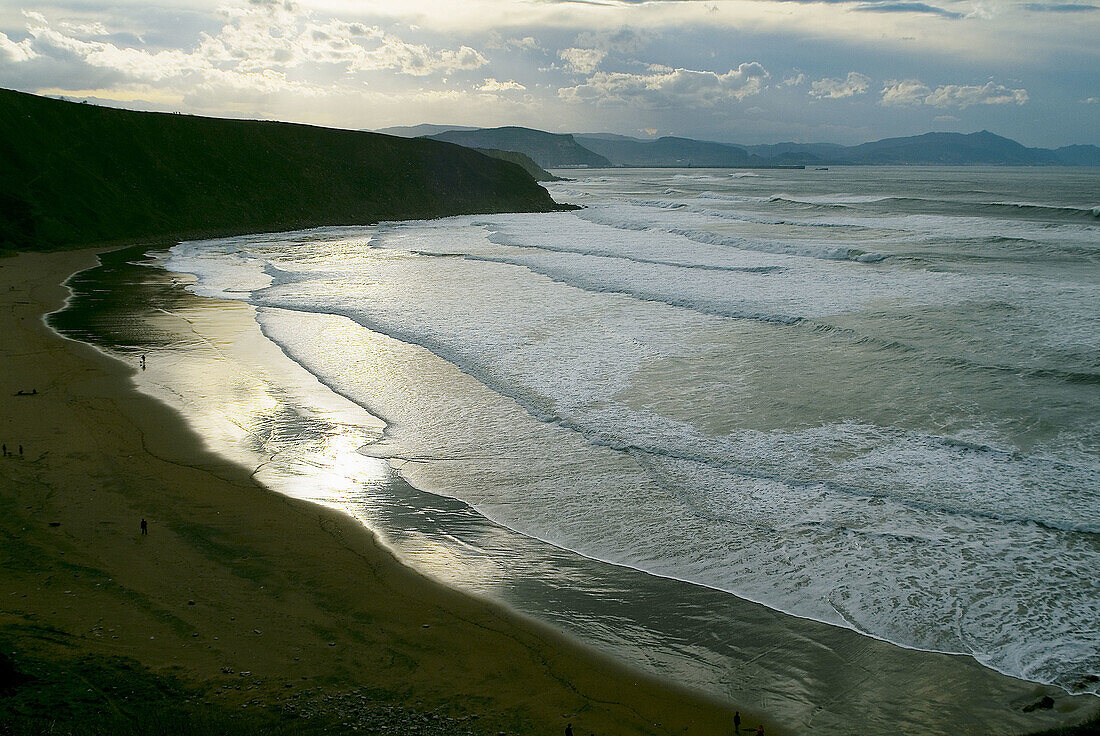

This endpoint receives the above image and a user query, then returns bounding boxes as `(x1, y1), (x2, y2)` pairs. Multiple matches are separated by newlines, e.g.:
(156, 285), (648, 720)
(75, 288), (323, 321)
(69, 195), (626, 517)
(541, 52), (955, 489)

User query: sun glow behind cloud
(0, 0), (1095, 145)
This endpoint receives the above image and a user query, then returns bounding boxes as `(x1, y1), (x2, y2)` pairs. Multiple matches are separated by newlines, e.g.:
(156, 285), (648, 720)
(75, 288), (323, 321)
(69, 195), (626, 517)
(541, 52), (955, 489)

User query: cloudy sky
(1, 0), (1097, 146)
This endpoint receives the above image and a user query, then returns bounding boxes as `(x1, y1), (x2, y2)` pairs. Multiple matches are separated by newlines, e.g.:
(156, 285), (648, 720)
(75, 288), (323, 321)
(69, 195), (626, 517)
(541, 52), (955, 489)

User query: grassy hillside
(0, 89), (565, 252)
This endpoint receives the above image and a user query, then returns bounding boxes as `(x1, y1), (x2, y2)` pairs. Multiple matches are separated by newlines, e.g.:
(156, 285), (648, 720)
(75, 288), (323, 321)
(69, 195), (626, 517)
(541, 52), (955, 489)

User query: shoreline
(0, 248), (767, 735)
(3, 245), (1097, 736)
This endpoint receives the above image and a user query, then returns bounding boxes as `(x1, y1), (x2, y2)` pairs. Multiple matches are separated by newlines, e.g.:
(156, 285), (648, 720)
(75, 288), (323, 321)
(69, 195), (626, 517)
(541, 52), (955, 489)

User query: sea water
(137, 167), (1100, 699)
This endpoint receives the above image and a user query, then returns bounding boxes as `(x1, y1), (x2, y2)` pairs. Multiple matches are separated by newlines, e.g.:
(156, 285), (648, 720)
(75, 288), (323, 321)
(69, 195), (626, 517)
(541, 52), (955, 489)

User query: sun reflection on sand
(133, 295), (392, 511)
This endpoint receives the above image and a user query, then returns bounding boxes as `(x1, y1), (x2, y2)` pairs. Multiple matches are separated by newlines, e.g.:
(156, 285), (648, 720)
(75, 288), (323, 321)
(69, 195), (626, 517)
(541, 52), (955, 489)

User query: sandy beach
(1, 247), (1097, 736)
(0, 248), (767, 735)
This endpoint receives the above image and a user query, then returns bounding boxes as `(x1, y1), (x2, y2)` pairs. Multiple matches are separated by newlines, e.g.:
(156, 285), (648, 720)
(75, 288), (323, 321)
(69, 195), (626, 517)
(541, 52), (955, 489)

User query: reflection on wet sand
(50, 244), (1095, 736)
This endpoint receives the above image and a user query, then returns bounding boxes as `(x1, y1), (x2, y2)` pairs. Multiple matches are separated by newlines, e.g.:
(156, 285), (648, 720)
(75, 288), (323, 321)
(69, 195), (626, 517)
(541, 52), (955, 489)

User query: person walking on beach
(1, 444), (6, 457)
(140, 518), (147, 535)
(733, 711), (741, 733)
(140, 354), (146, 370)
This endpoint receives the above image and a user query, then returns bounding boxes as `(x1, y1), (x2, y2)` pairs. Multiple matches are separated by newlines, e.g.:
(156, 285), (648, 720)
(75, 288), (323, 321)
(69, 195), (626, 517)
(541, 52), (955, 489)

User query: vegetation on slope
(0, 89), (566, 252)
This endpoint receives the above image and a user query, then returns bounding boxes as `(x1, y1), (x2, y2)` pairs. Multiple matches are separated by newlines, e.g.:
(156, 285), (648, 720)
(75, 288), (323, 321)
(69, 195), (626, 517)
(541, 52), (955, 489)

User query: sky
(0, 0), (1097, 147)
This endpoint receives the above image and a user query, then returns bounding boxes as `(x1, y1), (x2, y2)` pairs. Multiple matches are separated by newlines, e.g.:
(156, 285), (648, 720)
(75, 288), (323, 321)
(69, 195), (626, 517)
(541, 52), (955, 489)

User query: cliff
(0, 89), (565, 252)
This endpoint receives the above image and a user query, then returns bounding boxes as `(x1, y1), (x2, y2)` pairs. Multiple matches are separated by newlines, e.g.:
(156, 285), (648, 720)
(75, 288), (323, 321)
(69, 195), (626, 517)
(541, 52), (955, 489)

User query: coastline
(0, 248), (765, 735)
(3, 245), (1097, 736)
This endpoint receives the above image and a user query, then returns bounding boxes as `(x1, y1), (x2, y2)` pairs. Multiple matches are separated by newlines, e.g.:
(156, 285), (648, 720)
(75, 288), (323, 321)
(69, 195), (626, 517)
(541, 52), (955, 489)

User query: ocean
(53, 166), (1099, 732)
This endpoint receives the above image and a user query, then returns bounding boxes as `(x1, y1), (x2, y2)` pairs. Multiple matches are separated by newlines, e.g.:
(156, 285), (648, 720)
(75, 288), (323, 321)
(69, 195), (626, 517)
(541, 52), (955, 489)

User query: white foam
(166, 169), (1100, 694)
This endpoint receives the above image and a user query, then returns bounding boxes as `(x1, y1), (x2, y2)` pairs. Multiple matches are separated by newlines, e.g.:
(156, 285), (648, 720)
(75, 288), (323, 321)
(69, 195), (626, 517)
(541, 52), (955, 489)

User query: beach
(1, 236), (1096, 736)
(0, 248), (765, 735)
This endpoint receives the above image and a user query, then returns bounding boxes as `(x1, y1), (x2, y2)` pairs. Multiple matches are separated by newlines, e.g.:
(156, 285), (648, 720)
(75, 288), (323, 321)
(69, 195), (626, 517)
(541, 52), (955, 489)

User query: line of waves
(578, 206), (889, 262)
(167, 229), (1100, 695)
(691, 192), (1100, 220)
(247, 269), (1100, 538)
(574, 203), (1100, 261)
(392, 242), (1100, 388)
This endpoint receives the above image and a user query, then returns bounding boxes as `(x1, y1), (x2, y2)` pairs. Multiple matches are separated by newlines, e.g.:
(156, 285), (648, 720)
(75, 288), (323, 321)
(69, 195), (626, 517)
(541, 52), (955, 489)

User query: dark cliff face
(0, 89), (565, 252)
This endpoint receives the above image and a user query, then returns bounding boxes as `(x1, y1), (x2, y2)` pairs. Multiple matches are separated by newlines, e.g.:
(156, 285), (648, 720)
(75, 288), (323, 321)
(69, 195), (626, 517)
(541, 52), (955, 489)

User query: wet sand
(1, 247), (1096, 736)
(0, 248), (767, 735)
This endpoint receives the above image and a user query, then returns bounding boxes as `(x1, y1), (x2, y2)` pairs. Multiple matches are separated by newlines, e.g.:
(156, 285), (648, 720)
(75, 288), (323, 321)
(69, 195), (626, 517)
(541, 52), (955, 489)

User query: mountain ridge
(383, 124), (1100, 168)
(426, 127), (612, 168)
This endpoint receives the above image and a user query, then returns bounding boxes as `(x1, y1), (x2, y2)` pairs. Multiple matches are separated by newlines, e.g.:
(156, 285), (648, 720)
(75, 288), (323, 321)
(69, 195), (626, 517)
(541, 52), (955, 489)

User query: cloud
(559, 62), (769, 107)
(853, 2), (965, 17)
(782, 73), (806, 87)
(880, 79), (931, 106)
(925, 82), (1029, 107)
(58, 21), (110, 37)
(1018, 2), (1099, 11)
(1081, 96), (1099, 103)
(194, 4), (487, 76)
(6, 2), (489, 101)
(880, 79), (1029, 108)
(559, 47), (607, 73)
(478, 77), (526, 92)
(507, 36), (542, 50)
(761, 0), (964, 15)
(0, 31), (37, 62)
(809, 71), (870, 99)
(348, 41), (487, 76)
(573, 27), (647, 54)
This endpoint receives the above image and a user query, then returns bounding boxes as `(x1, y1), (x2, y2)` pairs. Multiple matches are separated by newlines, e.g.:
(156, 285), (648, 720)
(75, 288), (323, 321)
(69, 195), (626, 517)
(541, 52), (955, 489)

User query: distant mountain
(570, 130), (1096, 168)
(844, 131), (1061, 165)
(427, 127), (611, 168)
(0, 89), (565, 252)
(376, 123), (476, 138)
(1053, 144), (1100, 166)
(575, 135), (753, 167)
(572, 132), (646, 142)
(739, 142), (850, 165)
(385, 122), (1096, 168)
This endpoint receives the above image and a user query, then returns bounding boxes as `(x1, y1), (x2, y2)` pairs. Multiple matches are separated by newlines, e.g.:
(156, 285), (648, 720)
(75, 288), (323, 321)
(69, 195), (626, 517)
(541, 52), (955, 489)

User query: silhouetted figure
(756, 726), (764, 736)
(734, 711), (741, 733)
(1, 444), (6, 457)
(565, 723), (573, 736)
(140, 355), (146, 370)
(140, 518), (148, 535)
(18, 445), (22, 456)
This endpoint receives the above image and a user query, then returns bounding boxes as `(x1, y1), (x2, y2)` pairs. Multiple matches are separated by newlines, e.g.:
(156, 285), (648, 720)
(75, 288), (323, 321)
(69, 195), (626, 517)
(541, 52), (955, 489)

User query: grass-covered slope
(0, 89), (564, 251)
